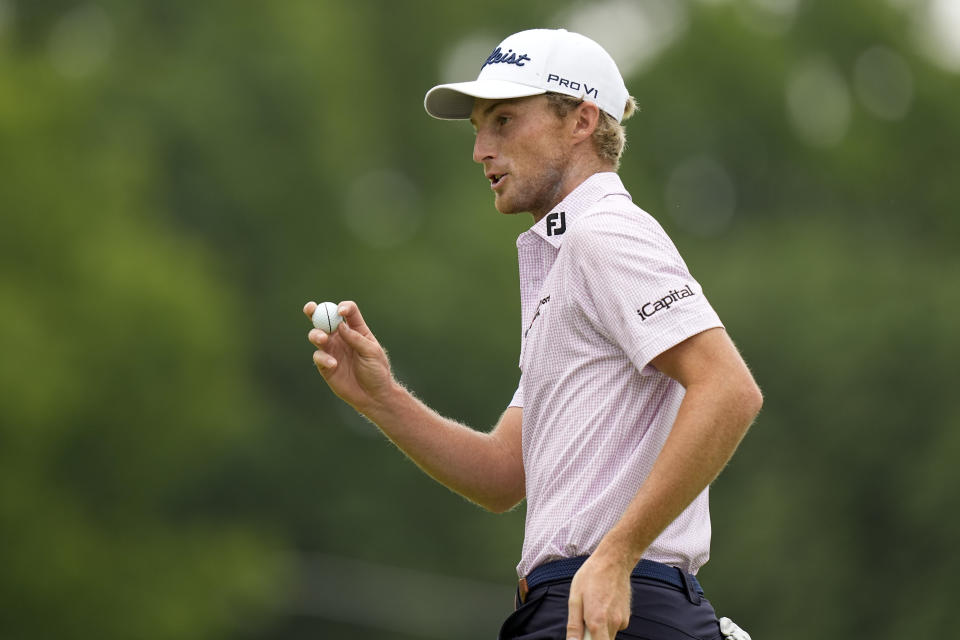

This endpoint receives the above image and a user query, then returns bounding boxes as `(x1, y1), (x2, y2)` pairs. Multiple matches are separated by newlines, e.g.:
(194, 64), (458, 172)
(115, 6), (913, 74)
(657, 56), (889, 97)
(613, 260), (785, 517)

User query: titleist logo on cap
(481, 47), (532, 70)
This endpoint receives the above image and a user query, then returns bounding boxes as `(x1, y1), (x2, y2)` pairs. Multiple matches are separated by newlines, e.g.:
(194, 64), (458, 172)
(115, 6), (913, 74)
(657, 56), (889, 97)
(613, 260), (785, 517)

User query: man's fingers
(336, 301), (374, 336)
(312, 350), (337, 370)
(566, 593), (584, 640)
(585, 624), (606, 640)
(308, 329), (329, 349)
(336, 319), (380, 357)
(308, 321), (378, 359)
(303, 301), (317, 319)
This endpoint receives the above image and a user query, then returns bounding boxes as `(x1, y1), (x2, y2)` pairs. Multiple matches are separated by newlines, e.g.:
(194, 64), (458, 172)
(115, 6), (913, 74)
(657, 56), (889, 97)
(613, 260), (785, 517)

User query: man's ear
(571, 101), (601, 143)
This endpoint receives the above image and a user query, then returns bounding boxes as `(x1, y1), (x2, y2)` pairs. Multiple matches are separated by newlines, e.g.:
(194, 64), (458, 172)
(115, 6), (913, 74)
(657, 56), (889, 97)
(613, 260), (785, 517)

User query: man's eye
(497, 116), (510, 126)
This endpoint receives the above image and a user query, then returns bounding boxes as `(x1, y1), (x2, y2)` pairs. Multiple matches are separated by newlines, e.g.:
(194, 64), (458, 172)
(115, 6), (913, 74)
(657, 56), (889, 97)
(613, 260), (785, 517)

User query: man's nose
(473, 130), (494, 164)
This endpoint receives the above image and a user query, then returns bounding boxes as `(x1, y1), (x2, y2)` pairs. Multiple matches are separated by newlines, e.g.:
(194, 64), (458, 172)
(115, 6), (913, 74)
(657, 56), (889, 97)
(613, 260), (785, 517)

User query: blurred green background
(2, 0), (958, 638)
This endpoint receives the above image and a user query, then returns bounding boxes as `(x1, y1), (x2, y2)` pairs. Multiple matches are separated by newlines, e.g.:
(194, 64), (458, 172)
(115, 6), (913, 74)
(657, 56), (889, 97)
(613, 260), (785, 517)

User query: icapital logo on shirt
(637, 285), (696, 321)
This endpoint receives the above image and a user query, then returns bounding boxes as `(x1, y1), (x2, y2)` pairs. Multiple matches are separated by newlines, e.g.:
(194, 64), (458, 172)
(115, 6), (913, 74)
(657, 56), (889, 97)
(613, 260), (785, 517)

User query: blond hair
(545, 92), (638, 170)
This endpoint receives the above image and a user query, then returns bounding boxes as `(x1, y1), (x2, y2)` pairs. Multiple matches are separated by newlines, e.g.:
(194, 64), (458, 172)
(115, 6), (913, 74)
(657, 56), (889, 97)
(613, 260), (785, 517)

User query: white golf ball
(312, 301), (343, 334)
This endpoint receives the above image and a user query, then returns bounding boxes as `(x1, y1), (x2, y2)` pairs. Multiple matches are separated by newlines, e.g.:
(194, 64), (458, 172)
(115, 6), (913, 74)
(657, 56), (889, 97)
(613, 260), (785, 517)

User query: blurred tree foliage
(1, 1), (958, 639)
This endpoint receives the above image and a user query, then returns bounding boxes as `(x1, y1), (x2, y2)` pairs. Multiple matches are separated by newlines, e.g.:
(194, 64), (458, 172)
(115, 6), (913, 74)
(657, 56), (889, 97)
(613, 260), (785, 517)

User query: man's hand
(565, 552), (632, 640)
(304, 300), (395, 414)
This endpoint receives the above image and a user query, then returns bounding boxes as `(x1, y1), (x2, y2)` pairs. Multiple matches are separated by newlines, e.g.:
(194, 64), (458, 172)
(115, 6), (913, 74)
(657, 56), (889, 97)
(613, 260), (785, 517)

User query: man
(304, 28), (761, 640)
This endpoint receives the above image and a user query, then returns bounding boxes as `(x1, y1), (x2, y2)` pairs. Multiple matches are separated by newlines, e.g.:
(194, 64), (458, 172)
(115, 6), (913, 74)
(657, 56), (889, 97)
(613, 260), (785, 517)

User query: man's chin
(493, 195), (523, 215)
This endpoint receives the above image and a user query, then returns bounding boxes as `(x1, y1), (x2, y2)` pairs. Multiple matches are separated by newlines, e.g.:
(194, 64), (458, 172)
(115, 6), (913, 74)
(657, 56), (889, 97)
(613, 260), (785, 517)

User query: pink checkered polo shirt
(509, 172), (723, 578)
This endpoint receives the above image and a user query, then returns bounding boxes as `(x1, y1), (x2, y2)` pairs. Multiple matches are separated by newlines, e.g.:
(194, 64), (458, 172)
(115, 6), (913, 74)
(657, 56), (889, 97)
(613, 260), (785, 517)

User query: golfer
(305, 28), (762, 640)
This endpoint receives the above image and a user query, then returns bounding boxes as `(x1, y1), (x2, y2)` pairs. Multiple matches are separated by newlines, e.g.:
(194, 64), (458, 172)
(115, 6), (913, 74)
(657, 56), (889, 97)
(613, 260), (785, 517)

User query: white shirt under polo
(509, 172), (723, 578)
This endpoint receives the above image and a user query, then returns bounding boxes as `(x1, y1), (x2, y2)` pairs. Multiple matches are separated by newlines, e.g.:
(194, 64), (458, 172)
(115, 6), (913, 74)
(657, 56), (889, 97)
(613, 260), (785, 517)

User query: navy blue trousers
(499, 576), (724, 640)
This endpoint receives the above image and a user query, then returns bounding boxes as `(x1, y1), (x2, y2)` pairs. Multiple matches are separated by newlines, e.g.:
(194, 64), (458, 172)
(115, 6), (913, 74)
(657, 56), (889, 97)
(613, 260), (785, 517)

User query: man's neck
(529, 163), (616, 223)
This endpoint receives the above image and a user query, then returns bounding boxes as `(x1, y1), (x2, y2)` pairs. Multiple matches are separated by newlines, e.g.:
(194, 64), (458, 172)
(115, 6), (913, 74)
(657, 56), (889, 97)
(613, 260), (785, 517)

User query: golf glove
(719, 617), (752, 640)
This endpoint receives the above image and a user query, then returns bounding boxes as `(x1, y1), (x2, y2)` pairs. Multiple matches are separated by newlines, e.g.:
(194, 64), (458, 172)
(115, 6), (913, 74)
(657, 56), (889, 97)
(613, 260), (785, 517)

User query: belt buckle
(517, 577), (529, 604)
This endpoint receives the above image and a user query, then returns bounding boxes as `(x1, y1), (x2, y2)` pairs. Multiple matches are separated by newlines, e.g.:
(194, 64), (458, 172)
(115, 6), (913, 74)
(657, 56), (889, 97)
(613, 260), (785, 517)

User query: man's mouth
(488, 172), (508, 189)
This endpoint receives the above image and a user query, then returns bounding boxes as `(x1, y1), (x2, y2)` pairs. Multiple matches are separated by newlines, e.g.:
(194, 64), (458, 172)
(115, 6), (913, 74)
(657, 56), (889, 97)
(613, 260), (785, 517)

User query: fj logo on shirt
(546, 211), (566, 236)
(637, 285), (696, 321)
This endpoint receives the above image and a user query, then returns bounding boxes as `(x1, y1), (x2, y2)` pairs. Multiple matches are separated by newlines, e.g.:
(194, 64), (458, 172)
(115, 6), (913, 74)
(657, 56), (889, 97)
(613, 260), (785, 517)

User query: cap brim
(424, 80), (546, 120)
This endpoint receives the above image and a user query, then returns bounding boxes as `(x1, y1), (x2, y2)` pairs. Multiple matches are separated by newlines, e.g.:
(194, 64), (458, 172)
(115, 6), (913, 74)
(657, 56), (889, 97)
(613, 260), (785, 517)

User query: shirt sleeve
(567, 209), (723, 374)
(509, 375), (524, 408)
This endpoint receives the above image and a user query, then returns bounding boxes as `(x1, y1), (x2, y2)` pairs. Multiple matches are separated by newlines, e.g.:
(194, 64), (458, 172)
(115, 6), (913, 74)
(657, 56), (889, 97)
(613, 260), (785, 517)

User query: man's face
(470, 96), (572, 220)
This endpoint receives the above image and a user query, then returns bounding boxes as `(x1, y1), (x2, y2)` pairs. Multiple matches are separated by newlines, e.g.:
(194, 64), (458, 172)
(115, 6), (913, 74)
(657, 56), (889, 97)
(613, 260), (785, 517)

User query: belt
(518, 556), (704, 605)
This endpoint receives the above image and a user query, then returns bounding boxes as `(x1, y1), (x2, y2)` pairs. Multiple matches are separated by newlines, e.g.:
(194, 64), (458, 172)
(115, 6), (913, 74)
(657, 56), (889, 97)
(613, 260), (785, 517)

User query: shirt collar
(519, 172), (631, 249)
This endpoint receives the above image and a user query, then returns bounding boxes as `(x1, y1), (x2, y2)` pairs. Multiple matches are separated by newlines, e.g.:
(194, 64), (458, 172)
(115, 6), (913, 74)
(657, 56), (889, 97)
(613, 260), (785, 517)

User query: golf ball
(312, 301), (343, 334)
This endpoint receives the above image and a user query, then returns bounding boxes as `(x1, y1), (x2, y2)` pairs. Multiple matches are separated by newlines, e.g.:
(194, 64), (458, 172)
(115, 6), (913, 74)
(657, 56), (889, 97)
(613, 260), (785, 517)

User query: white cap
(425, 29), (630, 123)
